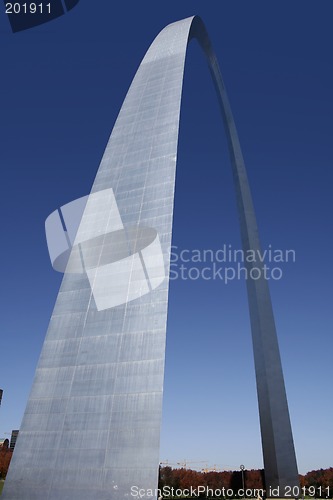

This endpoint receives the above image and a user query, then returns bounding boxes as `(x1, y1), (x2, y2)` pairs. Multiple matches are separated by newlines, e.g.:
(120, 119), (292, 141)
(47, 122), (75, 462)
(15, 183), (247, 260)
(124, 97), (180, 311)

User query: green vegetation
(0, 479), (4, 495)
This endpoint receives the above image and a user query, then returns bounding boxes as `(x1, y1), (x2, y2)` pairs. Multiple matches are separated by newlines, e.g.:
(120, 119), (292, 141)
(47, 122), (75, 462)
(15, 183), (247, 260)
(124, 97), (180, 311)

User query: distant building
(9, 430), (19, 451)
(0, 439), (9, 449)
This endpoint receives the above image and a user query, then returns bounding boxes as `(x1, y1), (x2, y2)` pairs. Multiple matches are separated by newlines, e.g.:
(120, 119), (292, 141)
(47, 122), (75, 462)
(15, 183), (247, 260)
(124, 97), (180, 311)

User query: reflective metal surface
(4, 16), (298, 499)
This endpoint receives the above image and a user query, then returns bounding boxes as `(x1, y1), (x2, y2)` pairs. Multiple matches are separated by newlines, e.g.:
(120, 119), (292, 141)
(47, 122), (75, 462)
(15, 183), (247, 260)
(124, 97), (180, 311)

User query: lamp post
(240, 465), (245, 499)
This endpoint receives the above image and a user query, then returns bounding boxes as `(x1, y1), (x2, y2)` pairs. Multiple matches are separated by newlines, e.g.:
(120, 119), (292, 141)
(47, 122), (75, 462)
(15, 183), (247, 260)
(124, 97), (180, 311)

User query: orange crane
(176, 460), (207, 470)
(202, 463), (238, 472)
(202, 464), (222, 473)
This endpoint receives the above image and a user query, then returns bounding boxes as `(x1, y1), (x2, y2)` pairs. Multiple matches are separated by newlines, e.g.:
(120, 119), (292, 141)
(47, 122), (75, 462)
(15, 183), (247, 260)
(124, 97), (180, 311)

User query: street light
(240, 465), (245, 499)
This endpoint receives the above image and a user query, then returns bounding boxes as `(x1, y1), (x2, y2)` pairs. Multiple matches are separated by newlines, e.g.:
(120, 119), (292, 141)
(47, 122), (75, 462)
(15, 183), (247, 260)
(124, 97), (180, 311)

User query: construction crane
(160, 460), (207, 470)
(202, 464), (222, 473)
(202, 464), (236, 473)
(176, 460), (207, 470)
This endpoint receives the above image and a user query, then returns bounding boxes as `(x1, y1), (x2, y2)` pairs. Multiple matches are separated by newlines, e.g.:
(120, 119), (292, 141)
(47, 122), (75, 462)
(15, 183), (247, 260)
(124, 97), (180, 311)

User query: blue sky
(0, 1), (332, 475)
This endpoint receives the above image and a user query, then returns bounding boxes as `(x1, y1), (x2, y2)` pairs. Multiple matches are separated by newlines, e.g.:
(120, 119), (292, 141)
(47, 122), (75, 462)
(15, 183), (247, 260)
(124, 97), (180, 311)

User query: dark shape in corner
(64, 0), (80, 10)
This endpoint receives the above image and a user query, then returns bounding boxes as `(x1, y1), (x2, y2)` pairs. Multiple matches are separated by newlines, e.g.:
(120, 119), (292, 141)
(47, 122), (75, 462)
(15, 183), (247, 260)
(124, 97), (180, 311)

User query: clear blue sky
(0, 1), (332, 475)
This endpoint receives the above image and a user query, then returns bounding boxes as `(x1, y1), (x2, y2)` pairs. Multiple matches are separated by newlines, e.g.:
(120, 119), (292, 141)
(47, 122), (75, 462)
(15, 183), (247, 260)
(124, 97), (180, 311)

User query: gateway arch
(3, 16), (299, 499)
